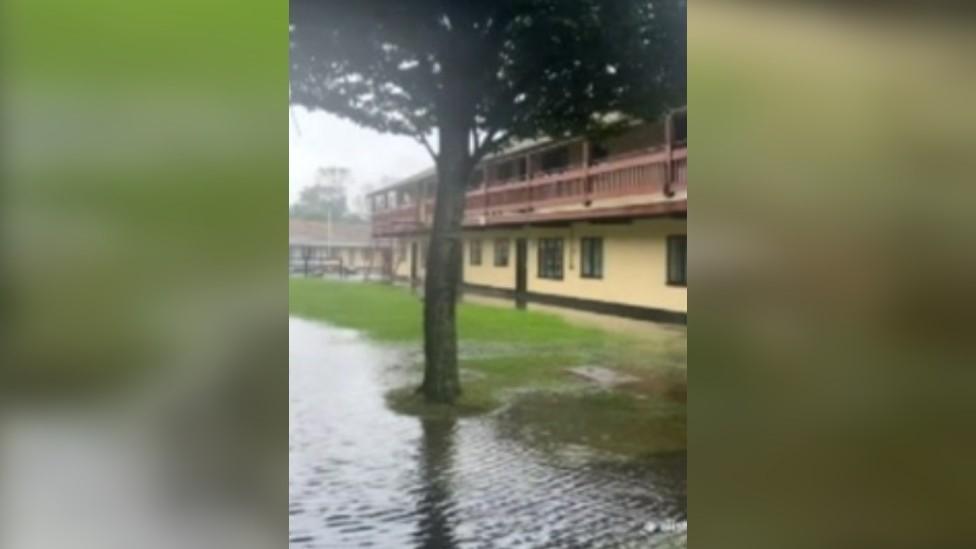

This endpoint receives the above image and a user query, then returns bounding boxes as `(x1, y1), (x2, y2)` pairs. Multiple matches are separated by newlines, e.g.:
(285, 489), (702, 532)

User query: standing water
(289, 317), (686, 548)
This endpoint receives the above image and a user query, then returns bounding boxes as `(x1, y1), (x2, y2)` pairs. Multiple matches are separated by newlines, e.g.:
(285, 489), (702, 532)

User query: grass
(290, 277), (686, 456)
(289, 277), (611, 346)
(501, 391), (687, 456)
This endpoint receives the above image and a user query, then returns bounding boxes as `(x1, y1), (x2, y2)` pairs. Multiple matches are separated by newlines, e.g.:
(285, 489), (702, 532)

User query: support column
(664, 111), (675, 197)
(581, 139), (592, 199)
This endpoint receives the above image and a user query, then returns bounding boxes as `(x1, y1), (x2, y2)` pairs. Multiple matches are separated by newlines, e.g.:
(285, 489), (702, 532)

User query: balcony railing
(370, 202), (422, 236)
(372, 145), (686, 236)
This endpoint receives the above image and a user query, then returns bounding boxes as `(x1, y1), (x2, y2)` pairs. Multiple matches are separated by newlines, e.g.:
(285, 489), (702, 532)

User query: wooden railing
(373, 145), (686, 235)
(470, 146), (686, 223)
(671, 150), (688, 194)
(371, 203), (422, 236)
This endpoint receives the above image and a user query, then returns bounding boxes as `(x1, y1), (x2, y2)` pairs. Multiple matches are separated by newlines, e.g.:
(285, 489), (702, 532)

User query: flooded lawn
(289, 317), (686, 548)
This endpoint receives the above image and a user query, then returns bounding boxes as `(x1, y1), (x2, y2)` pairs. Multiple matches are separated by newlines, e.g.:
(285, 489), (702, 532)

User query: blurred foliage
(288, 166), (362, 222)
(0, 0), (286, 547)
(1, 0), (285, 397)
(690, 2), (976, 547)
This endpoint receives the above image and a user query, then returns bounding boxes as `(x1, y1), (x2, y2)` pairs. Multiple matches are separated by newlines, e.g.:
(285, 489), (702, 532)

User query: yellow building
(369, 110), (687, 324)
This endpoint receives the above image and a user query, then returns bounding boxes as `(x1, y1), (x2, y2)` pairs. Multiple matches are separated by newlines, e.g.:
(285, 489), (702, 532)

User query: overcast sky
(289, 106), (432, 206)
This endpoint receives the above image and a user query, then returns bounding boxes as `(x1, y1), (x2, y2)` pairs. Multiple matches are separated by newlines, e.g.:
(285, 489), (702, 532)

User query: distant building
(367, 108), (687, 323)
(289, 219), (392, 278)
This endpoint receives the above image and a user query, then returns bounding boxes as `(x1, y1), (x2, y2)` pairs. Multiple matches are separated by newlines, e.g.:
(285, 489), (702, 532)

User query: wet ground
(289, 317), (687, 548)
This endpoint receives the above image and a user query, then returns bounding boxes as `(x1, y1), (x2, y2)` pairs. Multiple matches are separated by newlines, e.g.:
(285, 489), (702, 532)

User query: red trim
(371, 144), (688, 237)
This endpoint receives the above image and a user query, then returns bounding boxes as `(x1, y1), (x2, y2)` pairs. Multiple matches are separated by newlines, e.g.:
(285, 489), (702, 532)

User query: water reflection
(289, 317), (686, 548)
(414, 417), (458, 549)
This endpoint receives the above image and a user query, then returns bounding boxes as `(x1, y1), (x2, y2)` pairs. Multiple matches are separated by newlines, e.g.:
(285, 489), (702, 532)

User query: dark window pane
(540, 147), (570, 172)
(581, 237), (603, 279)
(667, 235), (687, 286)
(494, 238), (509, 267)
(671, 110), (688, 145)
(537, 238), (564, 280)
(496, 161), (515, 182)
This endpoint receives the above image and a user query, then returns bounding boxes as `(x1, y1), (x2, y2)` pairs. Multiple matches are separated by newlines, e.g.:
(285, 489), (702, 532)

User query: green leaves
(290, 0), (685, 157)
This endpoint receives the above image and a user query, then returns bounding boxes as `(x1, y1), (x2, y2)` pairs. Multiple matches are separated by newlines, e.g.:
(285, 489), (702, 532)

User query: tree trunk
(420, 120), (471, 403)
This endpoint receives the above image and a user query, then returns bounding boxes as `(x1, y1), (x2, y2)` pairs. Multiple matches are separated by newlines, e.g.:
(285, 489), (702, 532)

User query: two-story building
(289, 218), (392, 278)
(368, 109), (687, 323)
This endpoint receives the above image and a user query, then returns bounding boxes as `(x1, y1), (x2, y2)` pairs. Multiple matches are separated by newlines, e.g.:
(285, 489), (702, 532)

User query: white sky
(288, 106), (432, 206)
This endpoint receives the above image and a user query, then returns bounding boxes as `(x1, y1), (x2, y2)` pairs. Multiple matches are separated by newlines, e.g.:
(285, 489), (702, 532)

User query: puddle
(290, 317), (686, 548)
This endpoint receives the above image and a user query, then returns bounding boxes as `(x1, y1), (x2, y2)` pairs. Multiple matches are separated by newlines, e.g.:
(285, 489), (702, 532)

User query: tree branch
(472, 127), (509, 163)
(417, 132), (438, 162)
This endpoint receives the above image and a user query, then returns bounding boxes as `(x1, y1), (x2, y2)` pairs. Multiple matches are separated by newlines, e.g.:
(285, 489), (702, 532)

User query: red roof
(289, 218), (385, 247)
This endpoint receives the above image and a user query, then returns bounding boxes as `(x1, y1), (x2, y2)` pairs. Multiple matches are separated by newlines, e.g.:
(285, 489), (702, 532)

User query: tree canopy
(289, 0), (686, 403)
(289, 166), (357, 221)
(290, 0), (685, 163)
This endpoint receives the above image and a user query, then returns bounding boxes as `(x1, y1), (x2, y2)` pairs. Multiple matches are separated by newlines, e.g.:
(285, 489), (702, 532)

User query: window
(469, 239), (482, 266)
(537, 238), (564, 280)
(494, 238), (510, 267)
(580, 237), (603, 279)
(539, 146), (570, 172)
(591, 143), (610, 163)
(667, 235), (687, 286)
(496, 161), (514, 182)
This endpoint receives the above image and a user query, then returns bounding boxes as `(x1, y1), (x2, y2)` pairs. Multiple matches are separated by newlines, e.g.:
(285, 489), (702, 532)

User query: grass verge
(290, 277), (686, 455)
